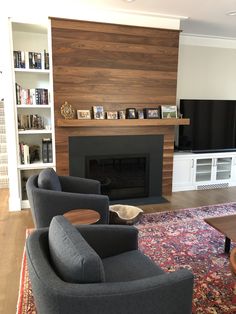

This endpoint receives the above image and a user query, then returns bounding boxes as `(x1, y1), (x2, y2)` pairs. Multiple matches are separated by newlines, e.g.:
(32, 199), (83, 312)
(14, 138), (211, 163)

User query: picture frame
(77, 109), (91, 119)
(118, 110), (126, 119)
(145, 108), (160, 119)
(106, 111), (118, 119)
(126, 108), (137, 119)
(93, 106), (105, 119)
(161, 105), (177, 119)
(137, 109), (144, 119)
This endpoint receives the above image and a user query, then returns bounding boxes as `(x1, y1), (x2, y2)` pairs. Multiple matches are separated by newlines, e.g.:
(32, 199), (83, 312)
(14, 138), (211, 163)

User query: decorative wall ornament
(60, 101), (75, 119)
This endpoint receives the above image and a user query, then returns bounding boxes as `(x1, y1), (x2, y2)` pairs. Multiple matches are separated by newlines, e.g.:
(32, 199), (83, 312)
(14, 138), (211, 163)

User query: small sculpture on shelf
(60, 101), (75, 119)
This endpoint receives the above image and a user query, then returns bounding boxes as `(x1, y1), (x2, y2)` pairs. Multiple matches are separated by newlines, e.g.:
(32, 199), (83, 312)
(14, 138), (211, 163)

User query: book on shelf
(19, 142), (40, 164)
(18, 114), (44, 130)
(29, 52), (42, 69)
(15, 83), (49, 105)
(13, 51), (26, 68)
(13, 50), (49, 70)
(44, 50), (50, 70)
(29, 145), (40, 163)
(35, 88), (49, 105)
(19, 142), (30, 164)
(42, 138), (53, 163)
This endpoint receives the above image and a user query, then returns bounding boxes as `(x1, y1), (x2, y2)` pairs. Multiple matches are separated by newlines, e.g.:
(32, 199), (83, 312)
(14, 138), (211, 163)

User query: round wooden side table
(63, 209), (100, 225)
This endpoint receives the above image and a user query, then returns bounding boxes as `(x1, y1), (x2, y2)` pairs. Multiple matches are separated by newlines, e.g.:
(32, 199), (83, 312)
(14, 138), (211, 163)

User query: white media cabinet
(173, 151), (236, 192)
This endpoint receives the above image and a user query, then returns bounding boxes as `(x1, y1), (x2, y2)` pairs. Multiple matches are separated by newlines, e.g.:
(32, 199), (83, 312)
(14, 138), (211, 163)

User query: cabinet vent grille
(197, 183), (229, 190)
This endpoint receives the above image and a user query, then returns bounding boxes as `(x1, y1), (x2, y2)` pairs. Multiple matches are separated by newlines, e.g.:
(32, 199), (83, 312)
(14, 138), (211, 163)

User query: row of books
(13, 50), (49, 70)
(19, 143), (40, 164)
(18, 114), (44, 130)
(19, 139), (53, 164)
(15, 83), (49, 105)
(42, 138), (53, 163)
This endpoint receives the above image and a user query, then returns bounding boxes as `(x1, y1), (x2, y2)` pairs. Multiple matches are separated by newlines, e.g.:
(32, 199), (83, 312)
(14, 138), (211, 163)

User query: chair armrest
(30, 189), (109, 228)
(59, 176), (101, 194)
(76, 225), (139, 258)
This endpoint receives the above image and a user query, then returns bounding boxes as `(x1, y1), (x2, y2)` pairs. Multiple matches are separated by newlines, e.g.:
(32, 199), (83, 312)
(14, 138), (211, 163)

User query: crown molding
(180, 33), (236, 49)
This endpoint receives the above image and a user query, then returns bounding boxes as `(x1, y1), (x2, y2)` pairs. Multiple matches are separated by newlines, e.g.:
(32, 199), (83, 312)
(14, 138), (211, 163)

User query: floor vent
(197, 183), (229, 190)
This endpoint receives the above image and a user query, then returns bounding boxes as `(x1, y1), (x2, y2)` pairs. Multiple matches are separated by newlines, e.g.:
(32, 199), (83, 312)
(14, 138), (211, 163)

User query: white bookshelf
(8, 18), (55, 210)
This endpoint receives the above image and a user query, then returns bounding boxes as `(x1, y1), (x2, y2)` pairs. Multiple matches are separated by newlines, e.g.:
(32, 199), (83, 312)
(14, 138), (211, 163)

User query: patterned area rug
(17, 203), (236, 314)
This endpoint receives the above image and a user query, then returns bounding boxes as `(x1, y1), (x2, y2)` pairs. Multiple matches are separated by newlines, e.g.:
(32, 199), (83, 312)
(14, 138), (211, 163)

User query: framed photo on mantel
(126, 108), (137, 119)
(145, 108), (160, 119)
(77, 109), (91, 119)
(106, 111), (118, 119)
(93, 106), (105, 119)
(161, 105), (177, 119)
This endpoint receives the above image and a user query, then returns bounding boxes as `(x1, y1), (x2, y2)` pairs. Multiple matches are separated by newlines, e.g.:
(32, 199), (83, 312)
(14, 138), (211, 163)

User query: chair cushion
(38, 168), (62, 191)
(49, 215), (105, 283)
(103, 250), (164, 282)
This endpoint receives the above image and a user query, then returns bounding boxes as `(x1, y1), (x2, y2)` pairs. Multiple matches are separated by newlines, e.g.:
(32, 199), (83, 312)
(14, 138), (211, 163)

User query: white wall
(177, 35), (236, 101)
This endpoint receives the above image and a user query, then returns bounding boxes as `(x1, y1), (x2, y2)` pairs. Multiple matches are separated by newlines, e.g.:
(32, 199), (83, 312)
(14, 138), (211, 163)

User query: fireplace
(86, 154), (149, 200)
(69, 135), (164, 203)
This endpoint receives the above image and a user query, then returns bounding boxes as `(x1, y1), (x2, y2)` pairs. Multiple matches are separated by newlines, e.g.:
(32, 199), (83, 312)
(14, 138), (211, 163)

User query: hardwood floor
(1, 187), (236, 314)
(0, 189), (34, 314)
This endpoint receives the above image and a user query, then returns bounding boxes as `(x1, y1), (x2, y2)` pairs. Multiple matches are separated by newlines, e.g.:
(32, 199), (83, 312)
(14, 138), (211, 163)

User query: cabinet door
(215, 157), (232, 181)
(172, 157), (195, 191)
(195, 158), (213, 182)
(230, 157), (236, 185)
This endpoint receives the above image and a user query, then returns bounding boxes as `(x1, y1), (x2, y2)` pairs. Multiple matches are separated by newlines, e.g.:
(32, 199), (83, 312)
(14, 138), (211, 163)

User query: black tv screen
(178, 99), (236, 153)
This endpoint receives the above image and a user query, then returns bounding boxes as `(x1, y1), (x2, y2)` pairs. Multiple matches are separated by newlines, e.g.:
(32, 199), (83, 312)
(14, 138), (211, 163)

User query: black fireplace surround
(69, 135), (164, 204)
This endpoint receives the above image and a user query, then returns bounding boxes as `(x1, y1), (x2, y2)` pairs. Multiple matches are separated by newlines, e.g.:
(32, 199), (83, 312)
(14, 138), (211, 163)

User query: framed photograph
(77, 109), (91, 119)
(145, 108), (160, 119)
(161, 105), (177, 119)
(106, 111), (118, 119)
(137, 109), (144, 119)
(126, 108), (137, 119)
(119, 110), (126, 119)
(93, 106), (105, 119)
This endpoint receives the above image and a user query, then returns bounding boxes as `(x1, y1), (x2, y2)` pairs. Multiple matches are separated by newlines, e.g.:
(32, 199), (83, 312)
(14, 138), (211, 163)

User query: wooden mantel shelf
(57, 118), (190, 128)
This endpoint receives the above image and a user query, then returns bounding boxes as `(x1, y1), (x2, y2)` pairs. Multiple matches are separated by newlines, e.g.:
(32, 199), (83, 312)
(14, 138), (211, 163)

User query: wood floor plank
(0, 187), (236, 313)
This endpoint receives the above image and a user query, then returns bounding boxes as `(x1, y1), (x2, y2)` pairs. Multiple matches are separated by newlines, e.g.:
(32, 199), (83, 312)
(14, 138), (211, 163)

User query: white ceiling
(80, 0), (236, 38)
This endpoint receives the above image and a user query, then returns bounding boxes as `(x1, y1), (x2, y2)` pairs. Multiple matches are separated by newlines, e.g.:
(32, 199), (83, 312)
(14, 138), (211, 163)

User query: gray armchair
(26, 168), (109, 228)
(26, 216), (194, 314)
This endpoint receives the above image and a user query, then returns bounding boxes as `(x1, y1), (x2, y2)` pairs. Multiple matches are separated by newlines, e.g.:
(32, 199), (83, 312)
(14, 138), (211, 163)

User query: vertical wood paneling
(51, 17), (180, 195)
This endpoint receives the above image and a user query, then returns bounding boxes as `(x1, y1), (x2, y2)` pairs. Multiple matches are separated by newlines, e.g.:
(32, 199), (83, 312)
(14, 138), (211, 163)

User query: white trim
(18, 130), (52, 135)
(21, 199), (30, 209)
(60, 9), (181, 30)
(1, 17), (21, 211)
(18, 162), (54, 170)
(8, 194), (21, 212)
(47, 18), (57, 170)
(9, 7), (181, 31)
(104, 8), (187, 21)
(180, 33), (236, 49)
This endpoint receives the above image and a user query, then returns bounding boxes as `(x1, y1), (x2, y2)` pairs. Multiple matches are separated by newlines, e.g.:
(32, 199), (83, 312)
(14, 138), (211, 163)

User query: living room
(1, 1), (236, 313)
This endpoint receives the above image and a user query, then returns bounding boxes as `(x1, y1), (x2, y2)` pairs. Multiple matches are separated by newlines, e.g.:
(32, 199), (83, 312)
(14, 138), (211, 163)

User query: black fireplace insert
(69, 135), (164, 203)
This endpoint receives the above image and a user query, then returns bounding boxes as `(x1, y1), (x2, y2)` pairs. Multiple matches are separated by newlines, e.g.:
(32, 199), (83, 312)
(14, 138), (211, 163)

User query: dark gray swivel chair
(26, 215), (194, 314)
(26, 168), (109, 228)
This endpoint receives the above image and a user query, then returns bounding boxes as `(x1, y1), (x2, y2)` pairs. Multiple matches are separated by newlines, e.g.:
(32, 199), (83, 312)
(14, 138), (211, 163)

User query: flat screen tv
(178, 99), (236, 153)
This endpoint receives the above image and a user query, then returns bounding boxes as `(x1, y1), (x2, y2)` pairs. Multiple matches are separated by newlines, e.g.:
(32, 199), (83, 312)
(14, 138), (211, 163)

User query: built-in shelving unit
(9, 19), (55, 210)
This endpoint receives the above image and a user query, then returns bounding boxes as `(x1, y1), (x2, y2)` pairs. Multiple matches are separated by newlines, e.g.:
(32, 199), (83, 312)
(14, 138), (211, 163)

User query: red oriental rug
(17, 203), (236, 314)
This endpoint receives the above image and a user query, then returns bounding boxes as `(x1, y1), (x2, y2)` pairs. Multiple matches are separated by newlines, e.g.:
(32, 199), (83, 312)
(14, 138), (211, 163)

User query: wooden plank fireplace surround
(51, 17), (190, 196)
(56, 120), (189, 196)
